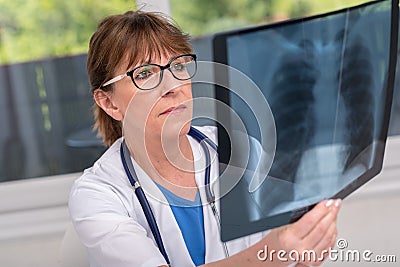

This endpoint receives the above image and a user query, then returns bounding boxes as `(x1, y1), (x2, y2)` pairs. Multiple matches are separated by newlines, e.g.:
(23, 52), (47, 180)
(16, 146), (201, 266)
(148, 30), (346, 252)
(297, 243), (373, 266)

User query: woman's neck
(127, 132), (196, 189)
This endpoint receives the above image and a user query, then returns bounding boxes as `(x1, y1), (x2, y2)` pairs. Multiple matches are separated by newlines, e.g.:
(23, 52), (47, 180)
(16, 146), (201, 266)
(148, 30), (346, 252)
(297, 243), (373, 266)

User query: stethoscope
(120, 126), (229, 266)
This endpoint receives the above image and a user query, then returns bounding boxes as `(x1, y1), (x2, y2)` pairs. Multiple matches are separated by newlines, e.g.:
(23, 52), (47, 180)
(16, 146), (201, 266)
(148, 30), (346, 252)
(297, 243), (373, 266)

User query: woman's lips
(160, 104), (186, 116)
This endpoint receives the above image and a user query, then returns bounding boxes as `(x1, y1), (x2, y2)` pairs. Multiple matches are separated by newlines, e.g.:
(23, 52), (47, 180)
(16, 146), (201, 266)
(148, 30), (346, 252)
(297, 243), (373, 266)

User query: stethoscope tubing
(120, 140), (171, 265)
(188, 127), (216, 203)
(120, 126), (218, 266)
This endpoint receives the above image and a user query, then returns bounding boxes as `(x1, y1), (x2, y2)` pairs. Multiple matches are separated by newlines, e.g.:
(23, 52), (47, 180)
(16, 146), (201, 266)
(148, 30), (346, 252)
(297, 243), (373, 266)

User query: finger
(302, 205), (338, 249)
(318, 234), (338, 263)
(309, 231), (337, 265)
(329, 229), (338, 250)
(310, 221), (337, 258)
(301, 225), (336, 266)
(330, 199), (341, 218)
(292, 199), (334, 239)
(301, 222), (337, 266)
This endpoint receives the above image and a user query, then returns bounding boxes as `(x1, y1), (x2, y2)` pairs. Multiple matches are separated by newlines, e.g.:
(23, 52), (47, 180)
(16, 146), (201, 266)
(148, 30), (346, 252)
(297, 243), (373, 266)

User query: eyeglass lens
(131, 55), (196, 90)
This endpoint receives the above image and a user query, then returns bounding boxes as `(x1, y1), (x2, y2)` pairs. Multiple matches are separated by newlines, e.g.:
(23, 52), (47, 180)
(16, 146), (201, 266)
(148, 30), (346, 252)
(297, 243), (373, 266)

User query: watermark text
(257, 238), (397, 263)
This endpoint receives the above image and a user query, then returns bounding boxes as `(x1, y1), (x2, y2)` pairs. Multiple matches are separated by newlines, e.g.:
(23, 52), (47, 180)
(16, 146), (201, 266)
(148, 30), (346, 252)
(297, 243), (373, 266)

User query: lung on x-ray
(214, 0), (399, 241)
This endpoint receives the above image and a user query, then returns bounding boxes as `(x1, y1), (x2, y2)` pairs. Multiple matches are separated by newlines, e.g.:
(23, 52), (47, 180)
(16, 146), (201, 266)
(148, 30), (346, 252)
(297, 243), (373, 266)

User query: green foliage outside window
(171, 0), (367, 36)
(0, 0), (135, 64)
(0, 0), (369, 64)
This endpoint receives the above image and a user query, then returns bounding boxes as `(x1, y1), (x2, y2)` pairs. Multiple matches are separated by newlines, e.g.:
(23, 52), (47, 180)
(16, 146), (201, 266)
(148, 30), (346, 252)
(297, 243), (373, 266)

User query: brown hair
(87, 10), (192, 146)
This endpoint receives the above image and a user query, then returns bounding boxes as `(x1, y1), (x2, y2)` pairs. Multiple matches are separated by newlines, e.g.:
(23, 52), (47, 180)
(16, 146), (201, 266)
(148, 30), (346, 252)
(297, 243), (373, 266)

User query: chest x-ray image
(214, 0), (399, 241)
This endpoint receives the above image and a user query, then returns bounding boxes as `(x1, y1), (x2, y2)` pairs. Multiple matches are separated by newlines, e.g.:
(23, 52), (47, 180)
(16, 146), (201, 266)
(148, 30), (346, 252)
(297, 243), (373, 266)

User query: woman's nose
(159, 70), (184, 96)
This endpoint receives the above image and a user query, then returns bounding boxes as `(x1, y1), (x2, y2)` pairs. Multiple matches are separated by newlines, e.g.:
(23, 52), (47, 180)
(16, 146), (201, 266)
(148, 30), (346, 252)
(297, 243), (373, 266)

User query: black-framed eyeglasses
(100, 54), (197, 90)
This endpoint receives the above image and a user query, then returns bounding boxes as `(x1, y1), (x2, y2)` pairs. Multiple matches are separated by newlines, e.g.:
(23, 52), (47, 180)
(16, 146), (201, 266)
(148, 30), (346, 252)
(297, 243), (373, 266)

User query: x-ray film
(214, 0), (399, 241)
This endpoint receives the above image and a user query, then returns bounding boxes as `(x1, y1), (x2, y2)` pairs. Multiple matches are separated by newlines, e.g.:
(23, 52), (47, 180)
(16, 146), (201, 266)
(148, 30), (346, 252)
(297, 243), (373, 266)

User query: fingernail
(334, 199), (341, 207)
(325, 199), (333, 207)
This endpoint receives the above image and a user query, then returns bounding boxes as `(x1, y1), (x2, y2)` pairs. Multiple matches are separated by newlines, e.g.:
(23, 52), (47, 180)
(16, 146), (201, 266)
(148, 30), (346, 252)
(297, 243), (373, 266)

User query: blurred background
(0, 0), (399, 266)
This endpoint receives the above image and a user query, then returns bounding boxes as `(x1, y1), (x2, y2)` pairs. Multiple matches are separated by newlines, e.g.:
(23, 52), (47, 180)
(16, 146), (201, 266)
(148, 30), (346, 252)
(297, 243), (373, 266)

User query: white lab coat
(69, 126), (291, 267)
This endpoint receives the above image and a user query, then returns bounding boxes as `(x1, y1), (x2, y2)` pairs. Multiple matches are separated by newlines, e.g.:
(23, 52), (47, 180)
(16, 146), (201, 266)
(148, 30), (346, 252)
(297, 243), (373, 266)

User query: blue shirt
(156, 184), (206, 266)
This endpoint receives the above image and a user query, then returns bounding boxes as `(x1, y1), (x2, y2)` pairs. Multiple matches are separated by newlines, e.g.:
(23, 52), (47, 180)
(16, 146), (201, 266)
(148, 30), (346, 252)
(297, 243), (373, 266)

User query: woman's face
(111, 53), (193, 141)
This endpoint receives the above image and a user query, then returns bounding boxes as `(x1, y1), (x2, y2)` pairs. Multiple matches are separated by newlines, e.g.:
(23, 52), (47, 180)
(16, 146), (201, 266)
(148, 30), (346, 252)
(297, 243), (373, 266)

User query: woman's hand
(205, 199), (341, 267)
(271, 199), (341, 266)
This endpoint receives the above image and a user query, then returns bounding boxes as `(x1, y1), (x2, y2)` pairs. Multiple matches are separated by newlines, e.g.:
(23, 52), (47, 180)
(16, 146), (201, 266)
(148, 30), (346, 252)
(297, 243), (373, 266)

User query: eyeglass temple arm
(101, 74), (128, 87)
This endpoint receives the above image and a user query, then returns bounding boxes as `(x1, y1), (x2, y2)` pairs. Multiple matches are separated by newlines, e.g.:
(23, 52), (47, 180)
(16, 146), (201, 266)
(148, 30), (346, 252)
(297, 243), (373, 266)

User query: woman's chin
(158, 120), (191, 141)
(179, 121), (191, 136)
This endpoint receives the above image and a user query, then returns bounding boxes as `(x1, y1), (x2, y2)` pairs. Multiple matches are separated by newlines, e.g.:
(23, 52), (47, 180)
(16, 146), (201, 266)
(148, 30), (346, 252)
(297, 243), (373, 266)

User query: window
(0, 0), (136, 182)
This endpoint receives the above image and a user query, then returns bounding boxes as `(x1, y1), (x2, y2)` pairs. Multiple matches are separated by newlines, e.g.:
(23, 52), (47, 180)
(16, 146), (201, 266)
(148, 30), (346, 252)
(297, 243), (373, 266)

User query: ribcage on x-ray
(268, 40), (319, 185)
(339, 36), (374, 170)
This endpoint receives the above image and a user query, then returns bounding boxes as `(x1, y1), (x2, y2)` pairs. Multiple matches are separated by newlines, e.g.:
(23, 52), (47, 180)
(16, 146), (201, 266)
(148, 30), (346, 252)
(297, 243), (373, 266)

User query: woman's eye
(135, 69), (153, 80)
(173, 63), (186, 71)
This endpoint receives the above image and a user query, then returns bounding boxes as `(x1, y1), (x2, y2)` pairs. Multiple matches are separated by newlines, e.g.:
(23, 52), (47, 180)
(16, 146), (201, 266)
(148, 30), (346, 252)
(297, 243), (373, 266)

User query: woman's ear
(93, 89), (124, 121)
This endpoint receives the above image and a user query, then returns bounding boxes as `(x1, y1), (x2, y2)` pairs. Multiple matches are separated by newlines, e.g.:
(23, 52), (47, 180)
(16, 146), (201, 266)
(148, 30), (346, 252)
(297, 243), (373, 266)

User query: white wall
(0, 173), (78, 267)
(0, 136), (399, 267)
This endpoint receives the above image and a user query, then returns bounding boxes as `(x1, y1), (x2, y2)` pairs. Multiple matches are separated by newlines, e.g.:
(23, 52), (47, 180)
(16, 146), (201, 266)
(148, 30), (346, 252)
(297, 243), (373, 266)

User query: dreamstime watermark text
(257, 238), (397, 263)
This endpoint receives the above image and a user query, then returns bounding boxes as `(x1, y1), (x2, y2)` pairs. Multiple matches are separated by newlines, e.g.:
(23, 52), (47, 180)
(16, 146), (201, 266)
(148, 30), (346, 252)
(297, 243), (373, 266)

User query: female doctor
(68, 10), (341, 267)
